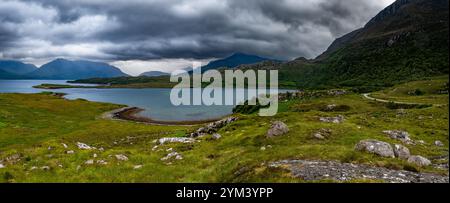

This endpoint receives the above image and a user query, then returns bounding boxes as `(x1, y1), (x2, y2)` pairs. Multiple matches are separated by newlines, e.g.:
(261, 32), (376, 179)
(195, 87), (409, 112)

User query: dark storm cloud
(0, 25), (14, 49)
(0, 0), (394, 62)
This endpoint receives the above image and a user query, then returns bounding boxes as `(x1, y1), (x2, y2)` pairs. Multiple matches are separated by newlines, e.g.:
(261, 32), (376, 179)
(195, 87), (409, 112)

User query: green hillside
(279, 0), (449, 91)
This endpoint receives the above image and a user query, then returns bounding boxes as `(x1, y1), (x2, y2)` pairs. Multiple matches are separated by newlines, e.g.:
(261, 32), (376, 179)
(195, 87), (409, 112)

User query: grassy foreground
(0, 78), (448, 183)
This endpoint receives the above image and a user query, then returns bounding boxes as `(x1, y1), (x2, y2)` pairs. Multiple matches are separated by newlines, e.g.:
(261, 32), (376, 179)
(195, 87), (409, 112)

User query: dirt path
(362, 93), (429, 105)
(363, 93), (423, 105)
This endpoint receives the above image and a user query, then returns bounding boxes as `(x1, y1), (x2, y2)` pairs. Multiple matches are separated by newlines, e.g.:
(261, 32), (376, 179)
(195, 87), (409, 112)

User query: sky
(0, 0), (395, 75)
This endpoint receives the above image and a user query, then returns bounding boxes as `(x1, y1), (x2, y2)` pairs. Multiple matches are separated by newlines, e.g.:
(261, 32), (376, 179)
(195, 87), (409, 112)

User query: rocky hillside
(278, 0), (449, 91)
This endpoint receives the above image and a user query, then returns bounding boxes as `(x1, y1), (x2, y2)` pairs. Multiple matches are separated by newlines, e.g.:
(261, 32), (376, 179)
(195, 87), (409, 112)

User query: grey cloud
(0, 25), (14, 48)
(1, 0), (393, 62)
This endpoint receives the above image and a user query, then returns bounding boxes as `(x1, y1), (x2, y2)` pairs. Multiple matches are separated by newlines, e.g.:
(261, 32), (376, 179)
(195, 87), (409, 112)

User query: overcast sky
(0, 0), (395, 75)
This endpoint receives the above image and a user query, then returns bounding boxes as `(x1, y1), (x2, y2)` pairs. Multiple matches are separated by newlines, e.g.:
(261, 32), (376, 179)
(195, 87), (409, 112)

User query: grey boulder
(267, 121), (289, 138)
(393, 144), (410, 159)
(355, 139), (395, 158)
(407, 156), (431, 167)
(383, 130), (412, 144)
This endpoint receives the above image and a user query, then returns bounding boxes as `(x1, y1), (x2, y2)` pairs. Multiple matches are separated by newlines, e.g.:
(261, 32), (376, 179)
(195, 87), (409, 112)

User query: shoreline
(101, 106), (224, 126)
(32, 82), (297, 90)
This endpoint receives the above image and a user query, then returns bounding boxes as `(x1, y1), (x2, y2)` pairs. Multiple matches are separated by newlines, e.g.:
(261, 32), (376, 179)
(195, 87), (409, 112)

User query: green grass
(0, 78), (448, 182)
(32, 84), (90, 89)
(370, 76), (449, 105)
(0, 121), (6, 129)
(68, 76), (180, 89)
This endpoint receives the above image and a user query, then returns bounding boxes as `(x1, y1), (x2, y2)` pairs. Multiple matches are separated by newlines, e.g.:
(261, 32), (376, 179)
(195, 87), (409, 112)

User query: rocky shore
(101, 106), (224, 126)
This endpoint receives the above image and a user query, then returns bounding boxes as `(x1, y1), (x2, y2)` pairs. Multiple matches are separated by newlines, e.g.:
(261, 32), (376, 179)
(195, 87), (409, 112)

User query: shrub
(3, 172), (14, 181)
(403, 164), (420, 173)
(408, 89), (425, 96)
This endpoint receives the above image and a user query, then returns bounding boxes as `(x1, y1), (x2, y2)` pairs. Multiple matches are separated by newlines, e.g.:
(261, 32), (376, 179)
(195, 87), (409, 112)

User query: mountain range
(0, 59), (128, 80)
(0, 52), (275, 80)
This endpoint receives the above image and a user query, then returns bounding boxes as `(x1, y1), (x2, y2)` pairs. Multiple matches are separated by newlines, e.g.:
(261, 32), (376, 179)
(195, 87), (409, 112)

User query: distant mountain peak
(52, 58), (71, 63)
(201, 52), (278, 72)
(0, 60), (37, 77)
(26, 59), (128, 79)
(229, 52), (255, 57)
(139, 71), (170, 77)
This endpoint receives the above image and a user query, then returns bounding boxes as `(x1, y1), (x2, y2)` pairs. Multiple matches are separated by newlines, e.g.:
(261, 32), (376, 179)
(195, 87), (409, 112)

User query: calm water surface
(0, 80), (289, 121)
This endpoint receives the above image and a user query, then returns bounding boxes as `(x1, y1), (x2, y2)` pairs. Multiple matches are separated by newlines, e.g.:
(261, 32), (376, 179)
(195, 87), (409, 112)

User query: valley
(0, 77), (448, 183)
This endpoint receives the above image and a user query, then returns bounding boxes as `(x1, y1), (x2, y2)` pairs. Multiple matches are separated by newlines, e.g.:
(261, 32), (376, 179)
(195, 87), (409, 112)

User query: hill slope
(28, 59), (129, 80)
(0, 69), (21, 79)
(279, 0), (449, 91)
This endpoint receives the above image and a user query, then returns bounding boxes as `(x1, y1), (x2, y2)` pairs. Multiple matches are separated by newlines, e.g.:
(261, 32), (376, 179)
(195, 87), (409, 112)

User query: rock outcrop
(115, 154), (129, 161)
(269, 159), (448, 183)
(161, 152), (183, 161)
(212, 133), (222, 140)
(313, 128), (332, 140)
(267, 121), (289, 138)
(190, 117), (238, 138)
(85, 160), (94, 165)
(408, 155), (431, 167)
(157, 137), (196, 145)
(393, 144), (411, 159)
(319, 115), (345, 124)
(76, 142), (93, 150)
(383, 130), (413, 144)
(435, 140), (444, 147)
(355, 139), (395, 158)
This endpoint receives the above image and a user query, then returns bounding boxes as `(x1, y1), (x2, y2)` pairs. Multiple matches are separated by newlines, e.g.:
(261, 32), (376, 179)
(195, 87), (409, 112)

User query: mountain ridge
(201, 52), (279, 72)
(139, 71), (170, 77)
(27, 59), (129, 79)
(0, 60), (37, 77)
(278, 0), (449, 91)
